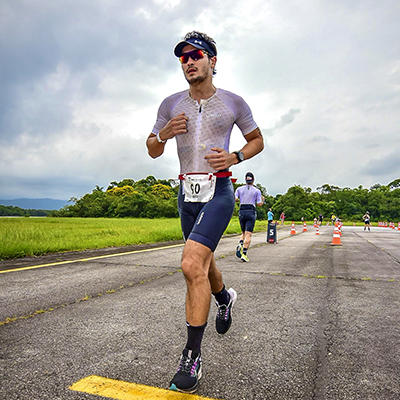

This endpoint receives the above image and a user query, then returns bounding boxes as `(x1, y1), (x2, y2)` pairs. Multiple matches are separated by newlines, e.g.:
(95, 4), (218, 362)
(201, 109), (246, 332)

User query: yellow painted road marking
(69, 375), (225, 400)
(0, 244), (184, 274)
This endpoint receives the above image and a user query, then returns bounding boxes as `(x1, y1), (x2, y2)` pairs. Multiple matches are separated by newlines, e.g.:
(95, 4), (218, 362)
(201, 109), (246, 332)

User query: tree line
(47, 176), (400, 222)
(272, 179), (400, 222)
(0, 205), (51, 217)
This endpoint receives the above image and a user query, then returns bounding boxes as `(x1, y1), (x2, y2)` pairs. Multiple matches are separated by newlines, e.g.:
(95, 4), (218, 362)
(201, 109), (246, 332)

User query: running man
(235, 172), (264, 262)
(363, 211), (371, 231)
(146, 31), (264, 393)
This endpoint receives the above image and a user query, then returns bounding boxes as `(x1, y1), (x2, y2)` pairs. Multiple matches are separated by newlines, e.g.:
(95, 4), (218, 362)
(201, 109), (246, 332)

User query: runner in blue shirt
(146, 31), (264, 393)
(267, 208), (274, 223)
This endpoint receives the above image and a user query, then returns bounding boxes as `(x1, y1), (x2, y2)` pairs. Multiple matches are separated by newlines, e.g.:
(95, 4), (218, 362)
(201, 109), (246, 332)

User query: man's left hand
(204, 147), (236, 170)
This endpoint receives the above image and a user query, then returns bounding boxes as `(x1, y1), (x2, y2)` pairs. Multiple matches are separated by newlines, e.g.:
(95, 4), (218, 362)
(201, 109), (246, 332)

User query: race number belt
(178, 171), (232, 203)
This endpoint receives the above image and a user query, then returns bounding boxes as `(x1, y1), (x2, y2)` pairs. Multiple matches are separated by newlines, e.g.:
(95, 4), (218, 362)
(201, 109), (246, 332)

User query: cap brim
(174, 41), (205, 57)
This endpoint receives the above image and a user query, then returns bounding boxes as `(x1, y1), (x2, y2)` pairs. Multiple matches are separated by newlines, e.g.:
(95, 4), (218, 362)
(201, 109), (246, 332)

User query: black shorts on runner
(178, 176), (235, 252)
(239, 204), (257, 233)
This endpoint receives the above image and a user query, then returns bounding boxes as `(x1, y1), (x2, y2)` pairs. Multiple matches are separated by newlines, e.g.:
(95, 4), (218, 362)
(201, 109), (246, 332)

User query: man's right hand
(159, 113), (188, 141)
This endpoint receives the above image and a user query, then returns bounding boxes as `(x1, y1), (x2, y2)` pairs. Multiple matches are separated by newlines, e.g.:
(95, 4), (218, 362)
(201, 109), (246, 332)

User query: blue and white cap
(174, 37), (217, 57)
(245, 172), (254, 183)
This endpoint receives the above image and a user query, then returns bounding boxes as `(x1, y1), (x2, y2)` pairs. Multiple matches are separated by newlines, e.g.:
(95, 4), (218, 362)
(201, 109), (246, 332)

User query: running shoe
(241, 253), (249, 262)
(215, 287), (237, 335)
(236, 244), (242, 258)
(169, 348), (202, 393)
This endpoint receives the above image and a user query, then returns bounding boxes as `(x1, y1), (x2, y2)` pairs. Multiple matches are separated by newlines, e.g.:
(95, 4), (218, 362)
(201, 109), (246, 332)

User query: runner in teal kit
(146, 31), (264, 393)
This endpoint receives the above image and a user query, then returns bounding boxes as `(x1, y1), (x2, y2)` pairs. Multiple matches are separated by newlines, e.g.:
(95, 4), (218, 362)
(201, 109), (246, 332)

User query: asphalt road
(1, 224), (400, 399)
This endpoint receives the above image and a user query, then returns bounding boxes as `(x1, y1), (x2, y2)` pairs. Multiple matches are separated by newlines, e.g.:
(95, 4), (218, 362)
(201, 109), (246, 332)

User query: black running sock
(239, 240), (243, 245)
(212, 284), (230, 306)
(243, 248), (248, 255)
(185, 322), (207, 354)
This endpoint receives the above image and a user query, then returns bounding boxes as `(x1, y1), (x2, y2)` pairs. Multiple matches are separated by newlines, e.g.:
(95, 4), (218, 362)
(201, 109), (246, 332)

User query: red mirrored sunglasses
(179, 49), (210, 64)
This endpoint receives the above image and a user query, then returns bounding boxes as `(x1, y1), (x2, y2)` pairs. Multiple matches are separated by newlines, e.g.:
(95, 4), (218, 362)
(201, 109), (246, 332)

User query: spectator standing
(363, 211), (371, 231)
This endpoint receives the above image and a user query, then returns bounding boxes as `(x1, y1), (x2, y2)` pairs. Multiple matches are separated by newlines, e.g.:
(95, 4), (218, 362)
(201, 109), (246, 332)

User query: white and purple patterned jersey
(151, 88), (258, 174)
(235, 184), (262, 207)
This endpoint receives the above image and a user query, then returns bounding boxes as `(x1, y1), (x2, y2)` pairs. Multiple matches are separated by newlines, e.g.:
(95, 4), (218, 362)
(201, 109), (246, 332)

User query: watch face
(238, 151), (244, 161)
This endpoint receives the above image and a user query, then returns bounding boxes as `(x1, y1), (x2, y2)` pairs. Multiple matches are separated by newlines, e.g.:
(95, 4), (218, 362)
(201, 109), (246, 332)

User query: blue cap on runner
(245, 172), (254, 183)
(174, 37), (217, 57)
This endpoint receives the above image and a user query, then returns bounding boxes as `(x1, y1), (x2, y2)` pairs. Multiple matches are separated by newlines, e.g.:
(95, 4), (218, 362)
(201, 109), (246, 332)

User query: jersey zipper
(194, 101), (203, 170)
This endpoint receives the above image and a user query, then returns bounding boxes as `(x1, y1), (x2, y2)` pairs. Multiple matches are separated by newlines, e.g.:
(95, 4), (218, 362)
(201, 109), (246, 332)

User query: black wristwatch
(233, 151), (244, 164)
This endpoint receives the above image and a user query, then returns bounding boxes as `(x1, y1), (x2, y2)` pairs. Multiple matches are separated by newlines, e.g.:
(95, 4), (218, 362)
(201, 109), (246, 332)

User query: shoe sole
(169, 367), (202, 393)
(236, 245), (242, 258)
(228, 288), (237, 309)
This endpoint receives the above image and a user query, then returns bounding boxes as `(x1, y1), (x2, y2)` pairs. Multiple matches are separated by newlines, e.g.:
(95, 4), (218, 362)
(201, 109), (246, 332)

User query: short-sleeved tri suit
(152, 88), (258, 251)
(235, 184), (262, 233)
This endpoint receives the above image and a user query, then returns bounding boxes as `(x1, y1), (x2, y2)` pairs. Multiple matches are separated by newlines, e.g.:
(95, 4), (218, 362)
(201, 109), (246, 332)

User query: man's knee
(181, 257), (207, 283)
(181, 241), (212, 284)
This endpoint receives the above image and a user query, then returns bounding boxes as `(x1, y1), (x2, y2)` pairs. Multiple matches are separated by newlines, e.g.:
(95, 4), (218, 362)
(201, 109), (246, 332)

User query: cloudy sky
(1, 0), (399, 201)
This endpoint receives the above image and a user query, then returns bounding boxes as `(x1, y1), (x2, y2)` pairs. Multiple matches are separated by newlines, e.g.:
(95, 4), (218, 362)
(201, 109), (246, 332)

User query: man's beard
(186, 74), (207, 85)
(185, 66), (210, 85)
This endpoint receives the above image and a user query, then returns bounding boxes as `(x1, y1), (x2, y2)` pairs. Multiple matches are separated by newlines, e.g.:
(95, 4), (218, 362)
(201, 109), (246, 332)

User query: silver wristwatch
(156, 132), (166, 144)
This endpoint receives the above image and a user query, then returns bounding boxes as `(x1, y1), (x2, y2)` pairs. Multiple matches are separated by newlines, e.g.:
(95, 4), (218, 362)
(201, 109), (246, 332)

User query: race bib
(182, 173), (216, 203)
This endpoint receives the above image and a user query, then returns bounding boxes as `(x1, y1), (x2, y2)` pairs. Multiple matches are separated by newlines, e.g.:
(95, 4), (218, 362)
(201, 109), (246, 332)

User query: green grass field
(0, 217), (270, 260)
(0, 217), (371, 260)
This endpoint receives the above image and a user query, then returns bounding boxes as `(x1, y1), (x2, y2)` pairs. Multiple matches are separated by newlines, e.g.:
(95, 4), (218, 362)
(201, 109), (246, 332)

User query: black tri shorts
(238, 204), (257, 233)
(178, 176), (235, 252)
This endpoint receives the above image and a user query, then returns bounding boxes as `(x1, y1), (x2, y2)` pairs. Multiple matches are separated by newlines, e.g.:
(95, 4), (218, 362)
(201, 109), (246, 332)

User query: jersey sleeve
(235, 187), (240, 200)
(256, 189), (262, 204)
(232, 94), (258, 136)
(218, 89), (258, 136)
(151, 97), (171, 135)
(151, 91), (188, 135)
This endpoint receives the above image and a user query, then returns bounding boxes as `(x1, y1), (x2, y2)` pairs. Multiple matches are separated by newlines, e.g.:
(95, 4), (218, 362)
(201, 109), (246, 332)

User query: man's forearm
(146, 134), (165, 159)
(240, 134), (264, 161)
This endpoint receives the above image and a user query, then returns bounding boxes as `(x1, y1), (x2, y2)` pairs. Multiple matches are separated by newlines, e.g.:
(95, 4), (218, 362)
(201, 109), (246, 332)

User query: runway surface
(1, 224), (399, 399)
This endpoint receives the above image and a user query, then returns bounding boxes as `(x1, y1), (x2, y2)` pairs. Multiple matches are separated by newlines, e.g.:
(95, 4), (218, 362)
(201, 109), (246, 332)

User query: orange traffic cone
(315, 226), (320, 235)
(302, 222), (307, 232)
(331, 225), (342, 246)
(290, 222), (296, 235)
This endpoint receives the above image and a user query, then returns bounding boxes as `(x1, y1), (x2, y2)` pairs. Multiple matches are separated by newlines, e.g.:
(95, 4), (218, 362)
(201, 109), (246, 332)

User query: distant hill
(0, 198), (69, 210)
